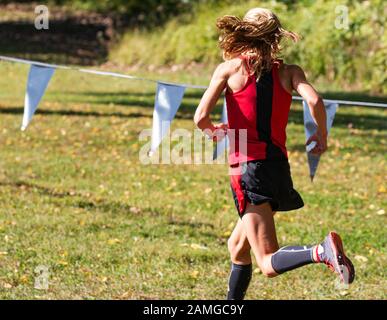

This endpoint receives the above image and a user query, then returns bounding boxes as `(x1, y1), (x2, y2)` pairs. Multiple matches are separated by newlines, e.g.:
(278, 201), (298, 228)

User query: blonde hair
(216, 8), (299, 76)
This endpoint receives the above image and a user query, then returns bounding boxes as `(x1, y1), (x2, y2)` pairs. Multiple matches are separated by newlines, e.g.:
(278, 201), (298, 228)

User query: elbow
(193, 112), (201, 126)
(193, 111), (207, 128)
(307, 95), (323, 108)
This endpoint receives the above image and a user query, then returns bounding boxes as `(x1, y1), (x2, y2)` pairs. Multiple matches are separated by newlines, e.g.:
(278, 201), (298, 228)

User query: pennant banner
(22, 65), (55, 130)
(213, 98), (229, 160)
(150, 82), (186, 153)
(303, 101), (338, 181)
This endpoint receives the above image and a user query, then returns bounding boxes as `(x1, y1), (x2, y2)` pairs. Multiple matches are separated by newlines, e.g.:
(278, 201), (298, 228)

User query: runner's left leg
(241, 202), (317, 277)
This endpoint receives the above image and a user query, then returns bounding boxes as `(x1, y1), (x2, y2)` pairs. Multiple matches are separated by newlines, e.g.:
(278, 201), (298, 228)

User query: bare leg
(228, 210), (277, 265)
(226, 208), (278, 299)
(241, 202), (279, 277)
(228, 218), (251, 265)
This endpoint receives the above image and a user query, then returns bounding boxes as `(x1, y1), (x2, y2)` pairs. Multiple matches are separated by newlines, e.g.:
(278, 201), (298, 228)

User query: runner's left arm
(291, 65), (328, 154)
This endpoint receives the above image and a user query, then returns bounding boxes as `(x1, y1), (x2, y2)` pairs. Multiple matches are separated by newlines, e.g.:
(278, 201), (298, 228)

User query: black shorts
(230, 159), (304, 217)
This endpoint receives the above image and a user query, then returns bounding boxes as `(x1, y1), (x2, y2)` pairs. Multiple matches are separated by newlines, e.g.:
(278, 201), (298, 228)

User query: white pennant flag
(22, 64), (55, 130)
(150, 82), (186, 153)
(213, 98), (229, 160)
(303, 101), (338, 181)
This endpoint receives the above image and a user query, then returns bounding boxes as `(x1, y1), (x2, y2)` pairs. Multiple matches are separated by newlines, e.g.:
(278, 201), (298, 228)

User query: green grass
(0, 61), (386, 299)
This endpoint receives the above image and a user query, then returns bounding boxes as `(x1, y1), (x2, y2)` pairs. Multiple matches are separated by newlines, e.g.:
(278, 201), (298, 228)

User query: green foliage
(110, 1), (282, 65)
(110, 0), (387, 94)
(284, 0), (387, 94)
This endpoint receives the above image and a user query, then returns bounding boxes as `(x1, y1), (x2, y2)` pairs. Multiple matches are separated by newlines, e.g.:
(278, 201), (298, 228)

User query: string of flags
(1, 55), (385, 181)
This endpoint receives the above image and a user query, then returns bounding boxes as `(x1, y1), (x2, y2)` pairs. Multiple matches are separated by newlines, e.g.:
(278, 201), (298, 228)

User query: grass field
(0, 61), (386, 300)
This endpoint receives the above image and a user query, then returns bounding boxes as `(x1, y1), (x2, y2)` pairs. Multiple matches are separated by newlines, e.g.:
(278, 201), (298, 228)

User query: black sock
(227, 263), (252, 300)
(271, 245), (315, 274)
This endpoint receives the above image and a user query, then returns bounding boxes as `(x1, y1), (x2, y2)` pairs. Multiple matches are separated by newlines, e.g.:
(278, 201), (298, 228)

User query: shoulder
(213, 58), (244, 79)
(283, 64), (306, 77)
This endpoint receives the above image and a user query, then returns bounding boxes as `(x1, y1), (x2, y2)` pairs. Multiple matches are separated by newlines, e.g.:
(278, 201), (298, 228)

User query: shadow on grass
(0, 106), (151, 119)
(52, 90), (386, 129)
(321, 91), (387, 104)
(0, 180), (77, 198)
(0, 179), (163, 216)
(70, 90), (205, 99)
(50, 90), (218, 116)
(64, 90), (387, 104)
(1, 102), (385, 130)
(74, 199), (164, 217)
(288, 109), (386, 131)
(0, 179), (220, 239)
(167, 218), (219, 240)
(168, 218), (214, 229)
(0, 105), (203, 121)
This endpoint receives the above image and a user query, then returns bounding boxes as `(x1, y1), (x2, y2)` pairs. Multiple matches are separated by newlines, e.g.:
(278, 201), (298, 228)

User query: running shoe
(317, 231), (355, 284)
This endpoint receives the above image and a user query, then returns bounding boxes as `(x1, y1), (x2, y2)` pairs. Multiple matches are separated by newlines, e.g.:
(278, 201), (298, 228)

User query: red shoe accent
(315, 245), (321, 263)
(326, 232), (355, 284)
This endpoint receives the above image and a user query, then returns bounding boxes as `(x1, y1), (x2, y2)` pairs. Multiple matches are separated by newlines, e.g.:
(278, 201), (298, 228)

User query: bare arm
(194, 63), (229, 135)
(291, 65), (327, 154)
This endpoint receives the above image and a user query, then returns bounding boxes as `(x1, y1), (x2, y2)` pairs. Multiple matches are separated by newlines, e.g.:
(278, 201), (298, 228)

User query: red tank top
(225, 58), (292, 165)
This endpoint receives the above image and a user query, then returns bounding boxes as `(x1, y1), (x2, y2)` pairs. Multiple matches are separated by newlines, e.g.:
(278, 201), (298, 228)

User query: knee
(227, 238), (250, 262)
